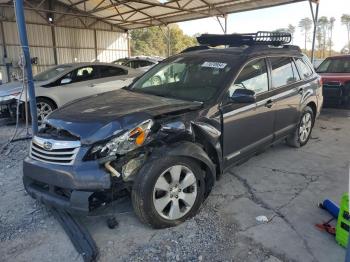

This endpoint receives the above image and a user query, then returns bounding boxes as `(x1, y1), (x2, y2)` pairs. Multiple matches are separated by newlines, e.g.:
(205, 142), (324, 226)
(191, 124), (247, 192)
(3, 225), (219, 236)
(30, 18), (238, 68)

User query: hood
(45, 89), (202, 144)
(319, 73), (350, 85)
(0, 81), (23, 96)
(0, 80), (46, 97)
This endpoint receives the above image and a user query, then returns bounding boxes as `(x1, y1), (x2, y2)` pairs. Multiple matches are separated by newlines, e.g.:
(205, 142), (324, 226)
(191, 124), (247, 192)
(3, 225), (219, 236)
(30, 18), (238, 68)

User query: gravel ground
(0, 109), (348, 262)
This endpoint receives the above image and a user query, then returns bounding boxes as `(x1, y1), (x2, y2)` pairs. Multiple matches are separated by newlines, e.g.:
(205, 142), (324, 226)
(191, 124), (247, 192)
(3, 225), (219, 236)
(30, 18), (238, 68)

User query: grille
(30, 136), (81, 165)
(323, 81), (342, 87)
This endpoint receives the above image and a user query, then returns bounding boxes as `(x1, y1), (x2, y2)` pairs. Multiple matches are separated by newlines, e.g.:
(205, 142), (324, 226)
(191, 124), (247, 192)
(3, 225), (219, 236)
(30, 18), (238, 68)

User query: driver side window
(229, 59), (268, 97)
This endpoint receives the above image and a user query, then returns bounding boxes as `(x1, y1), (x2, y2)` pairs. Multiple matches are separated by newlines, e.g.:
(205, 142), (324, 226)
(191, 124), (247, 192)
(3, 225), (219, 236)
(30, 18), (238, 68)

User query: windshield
(34, 65), (73, 81)
(129, 56), (233, 102)
(317, 57), (350, 73)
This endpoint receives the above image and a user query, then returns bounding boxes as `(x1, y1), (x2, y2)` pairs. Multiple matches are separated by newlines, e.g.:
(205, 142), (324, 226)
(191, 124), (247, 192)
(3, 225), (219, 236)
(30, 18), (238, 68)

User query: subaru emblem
(43, 141), (53, 151)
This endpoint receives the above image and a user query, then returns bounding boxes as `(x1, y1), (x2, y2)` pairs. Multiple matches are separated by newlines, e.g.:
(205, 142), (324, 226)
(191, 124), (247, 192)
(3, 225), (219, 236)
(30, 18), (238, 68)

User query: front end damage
(23, 100), (220, 214)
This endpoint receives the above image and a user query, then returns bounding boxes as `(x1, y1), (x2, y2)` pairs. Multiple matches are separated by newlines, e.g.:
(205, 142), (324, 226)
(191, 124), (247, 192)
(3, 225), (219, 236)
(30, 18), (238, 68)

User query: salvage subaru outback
(23, 32), (323, 228)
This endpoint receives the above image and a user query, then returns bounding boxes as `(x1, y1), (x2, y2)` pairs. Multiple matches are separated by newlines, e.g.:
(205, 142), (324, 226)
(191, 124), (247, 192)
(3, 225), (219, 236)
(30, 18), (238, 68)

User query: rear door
(221, 58), (275, 167)
(267, 57), (302, 139)
(92, 65), (133, 92)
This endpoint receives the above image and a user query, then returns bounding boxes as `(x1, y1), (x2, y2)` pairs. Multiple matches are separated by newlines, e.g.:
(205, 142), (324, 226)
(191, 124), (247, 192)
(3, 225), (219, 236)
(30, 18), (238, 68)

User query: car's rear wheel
(36, 98), (56, 125)
(287, 106), (314, 147)
(131, 156), (205, 228)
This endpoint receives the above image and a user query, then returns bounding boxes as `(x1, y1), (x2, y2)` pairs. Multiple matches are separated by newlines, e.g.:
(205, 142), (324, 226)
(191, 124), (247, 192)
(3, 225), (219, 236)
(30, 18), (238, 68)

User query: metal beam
(167, 25), (170, 57)
(309, 0), (319, 63)
(24, 0), (50, 24)
(118, 0), (306, 29)
(0, 3), (126, 30)
(121, 1), (166, 26)
(0, 21), (10, 83)
(68, 0), (89, 8)
(93, 29), (98, 60)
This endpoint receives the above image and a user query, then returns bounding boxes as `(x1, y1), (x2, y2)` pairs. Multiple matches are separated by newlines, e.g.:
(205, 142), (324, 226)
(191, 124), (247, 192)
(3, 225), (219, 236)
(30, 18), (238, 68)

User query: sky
(178, 0), (350, 52)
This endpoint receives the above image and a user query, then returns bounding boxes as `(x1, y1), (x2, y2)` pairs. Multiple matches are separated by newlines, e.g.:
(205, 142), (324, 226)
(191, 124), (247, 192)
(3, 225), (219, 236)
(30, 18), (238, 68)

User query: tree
(299, 18), (312, 51)
(317, 16), (329, 58)
(341, 14), (350, 51)
(287, 24), (296, 44)
(328, 17), (335, 56)
(130, 24), (197, 57)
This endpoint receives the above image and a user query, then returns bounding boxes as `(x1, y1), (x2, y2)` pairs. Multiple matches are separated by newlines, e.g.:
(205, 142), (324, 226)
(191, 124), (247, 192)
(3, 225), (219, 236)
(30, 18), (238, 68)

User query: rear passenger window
(295, 58), (313, 79)
(229, 58), (268, 96)
(270, 57), (300, 88)
(139, 60), (154, 67)
(99, 66), (127, 78)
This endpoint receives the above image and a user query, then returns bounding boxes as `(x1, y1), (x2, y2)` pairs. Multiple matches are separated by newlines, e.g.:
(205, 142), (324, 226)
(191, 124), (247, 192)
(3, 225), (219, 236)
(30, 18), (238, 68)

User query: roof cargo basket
(197, 31), (292, 47)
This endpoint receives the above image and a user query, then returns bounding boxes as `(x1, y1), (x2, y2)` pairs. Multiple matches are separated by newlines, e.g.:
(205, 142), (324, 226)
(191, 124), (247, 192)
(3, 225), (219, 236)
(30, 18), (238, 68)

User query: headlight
(89, 119), (153, 159)
(0, 92), (21, 102)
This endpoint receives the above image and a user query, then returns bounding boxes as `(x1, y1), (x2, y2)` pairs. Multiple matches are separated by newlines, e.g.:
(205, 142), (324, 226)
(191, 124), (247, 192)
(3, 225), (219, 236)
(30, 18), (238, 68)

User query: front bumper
(323, 84), (350, 106)
(23, 155), (112, 213)
(0, 98), (20, 119)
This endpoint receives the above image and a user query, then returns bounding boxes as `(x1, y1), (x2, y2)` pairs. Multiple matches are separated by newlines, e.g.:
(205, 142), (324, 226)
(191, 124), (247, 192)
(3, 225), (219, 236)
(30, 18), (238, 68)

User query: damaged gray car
(23, 33), (323, 228)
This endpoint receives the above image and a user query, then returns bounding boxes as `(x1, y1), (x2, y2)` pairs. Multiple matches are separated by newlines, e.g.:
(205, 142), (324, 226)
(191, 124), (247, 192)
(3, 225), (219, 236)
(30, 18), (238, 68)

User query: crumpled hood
(45, 89), (202, 144)
(0, 80), (46, 97)
(0, 81), (23, 97)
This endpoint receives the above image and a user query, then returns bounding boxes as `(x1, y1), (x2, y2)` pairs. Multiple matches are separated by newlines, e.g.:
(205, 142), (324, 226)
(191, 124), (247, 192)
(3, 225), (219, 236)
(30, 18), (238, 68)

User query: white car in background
(0, 62), (141, 123)
(113, 56), (164, 72)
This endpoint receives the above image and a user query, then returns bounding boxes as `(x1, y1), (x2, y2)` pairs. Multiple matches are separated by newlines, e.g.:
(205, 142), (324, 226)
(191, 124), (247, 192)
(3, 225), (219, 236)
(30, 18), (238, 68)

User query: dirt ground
(0, 108), (348, 262)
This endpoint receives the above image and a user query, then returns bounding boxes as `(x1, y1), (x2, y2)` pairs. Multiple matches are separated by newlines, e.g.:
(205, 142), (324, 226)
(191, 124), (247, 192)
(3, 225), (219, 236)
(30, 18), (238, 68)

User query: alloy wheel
(153, 165), (198, 220)
(151, 76), (162, 86)
(37, 102), (53, 125)
(299, 112), (312, 143)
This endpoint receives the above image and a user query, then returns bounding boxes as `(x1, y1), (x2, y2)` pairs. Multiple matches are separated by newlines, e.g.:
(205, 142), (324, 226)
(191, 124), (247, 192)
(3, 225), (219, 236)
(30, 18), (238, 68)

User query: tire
(287, 106), (314, 148)
(36, 98), (57, 125)
(131, 156), (205, 229)
(150, 76), (162, 86)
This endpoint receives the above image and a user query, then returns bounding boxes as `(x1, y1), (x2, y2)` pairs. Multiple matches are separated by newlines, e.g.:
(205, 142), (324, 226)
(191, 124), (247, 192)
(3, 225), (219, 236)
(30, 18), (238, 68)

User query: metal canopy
(49, 0), (306, 30)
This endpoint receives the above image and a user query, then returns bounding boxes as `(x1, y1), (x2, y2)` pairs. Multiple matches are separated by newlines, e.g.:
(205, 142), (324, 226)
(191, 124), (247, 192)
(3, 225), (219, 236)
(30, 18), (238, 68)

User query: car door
(221, 58), (275, 167)
(92, 65), (133, 92)
(52, 65), (99, 106)
(267, 57), (302, 139)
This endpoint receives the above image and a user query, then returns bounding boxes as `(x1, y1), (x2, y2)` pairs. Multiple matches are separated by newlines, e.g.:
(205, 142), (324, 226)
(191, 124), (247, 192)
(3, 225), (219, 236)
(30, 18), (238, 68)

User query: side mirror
(231, 88), (256, 103)
(60, 78), (72, 85)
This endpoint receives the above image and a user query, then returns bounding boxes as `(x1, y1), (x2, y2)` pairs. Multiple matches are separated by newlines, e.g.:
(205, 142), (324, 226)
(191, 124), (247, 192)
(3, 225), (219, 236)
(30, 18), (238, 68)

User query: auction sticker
(201, 61), (227, 69)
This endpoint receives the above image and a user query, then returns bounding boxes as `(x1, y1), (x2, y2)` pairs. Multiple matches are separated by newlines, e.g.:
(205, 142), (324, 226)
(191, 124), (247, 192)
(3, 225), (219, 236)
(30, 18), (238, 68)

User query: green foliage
(130, 24), (197, 57)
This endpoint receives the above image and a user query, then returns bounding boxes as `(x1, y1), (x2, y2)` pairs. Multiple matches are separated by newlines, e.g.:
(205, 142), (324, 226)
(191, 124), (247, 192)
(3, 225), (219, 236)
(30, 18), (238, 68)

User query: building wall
(0, 5), (129, 83)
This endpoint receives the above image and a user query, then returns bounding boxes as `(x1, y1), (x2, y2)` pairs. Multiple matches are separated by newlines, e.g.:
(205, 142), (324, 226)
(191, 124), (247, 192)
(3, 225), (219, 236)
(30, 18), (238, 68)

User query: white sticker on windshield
(201, 61), (227, 69)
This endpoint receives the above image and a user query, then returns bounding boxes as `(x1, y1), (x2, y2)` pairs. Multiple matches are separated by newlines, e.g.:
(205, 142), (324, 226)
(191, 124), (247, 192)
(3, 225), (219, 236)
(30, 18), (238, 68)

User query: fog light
(122, 155), (144, 181)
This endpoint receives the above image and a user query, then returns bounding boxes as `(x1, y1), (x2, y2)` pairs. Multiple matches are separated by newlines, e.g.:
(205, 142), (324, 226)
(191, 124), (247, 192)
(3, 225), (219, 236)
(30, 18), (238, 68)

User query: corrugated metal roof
(55, 0), (306, 30)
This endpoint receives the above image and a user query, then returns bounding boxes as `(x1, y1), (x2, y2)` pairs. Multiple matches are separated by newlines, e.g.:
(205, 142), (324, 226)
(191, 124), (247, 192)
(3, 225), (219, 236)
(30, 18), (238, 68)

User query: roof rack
(196, 31), (292, 47)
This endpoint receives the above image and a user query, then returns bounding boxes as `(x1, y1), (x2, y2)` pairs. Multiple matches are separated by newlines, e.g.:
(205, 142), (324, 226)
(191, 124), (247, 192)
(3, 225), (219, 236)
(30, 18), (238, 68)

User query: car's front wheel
(36, 98), (56, 125)
(131, 156), (205, 228)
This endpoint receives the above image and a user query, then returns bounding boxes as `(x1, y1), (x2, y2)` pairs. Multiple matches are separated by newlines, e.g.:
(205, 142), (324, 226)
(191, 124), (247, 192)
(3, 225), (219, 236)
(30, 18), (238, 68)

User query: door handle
(88, 83), (95, 87)
(298, 87), (304, 95)
(265, 99), (274, 108)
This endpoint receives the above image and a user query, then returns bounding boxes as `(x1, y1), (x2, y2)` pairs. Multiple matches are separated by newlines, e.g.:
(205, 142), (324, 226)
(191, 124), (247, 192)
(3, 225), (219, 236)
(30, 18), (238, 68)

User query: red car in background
(316, 55), (350, 107)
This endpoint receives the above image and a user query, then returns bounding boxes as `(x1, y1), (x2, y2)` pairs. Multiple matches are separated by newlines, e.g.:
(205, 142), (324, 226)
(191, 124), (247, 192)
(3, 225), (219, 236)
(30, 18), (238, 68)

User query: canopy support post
(309, 0), (320, 64)
(216, 14), (228, 34)
(14, 0), (38, 134)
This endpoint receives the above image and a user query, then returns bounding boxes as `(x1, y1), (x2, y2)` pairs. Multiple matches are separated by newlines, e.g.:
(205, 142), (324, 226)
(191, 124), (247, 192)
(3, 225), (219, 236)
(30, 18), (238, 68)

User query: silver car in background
(113, 56), (163, 72)
(0, 62), (141, 123)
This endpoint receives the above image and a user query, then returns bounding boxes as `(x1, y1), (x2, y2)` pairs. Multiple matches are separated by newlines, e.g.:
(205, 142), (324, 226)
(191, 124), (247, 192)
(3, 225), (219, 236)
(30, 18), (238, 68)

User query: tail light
(318, 77), (323, 87)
